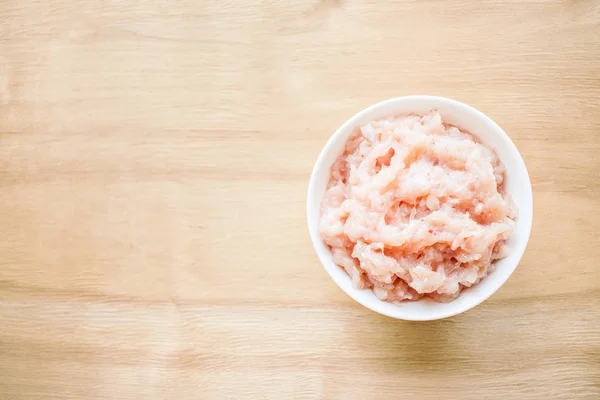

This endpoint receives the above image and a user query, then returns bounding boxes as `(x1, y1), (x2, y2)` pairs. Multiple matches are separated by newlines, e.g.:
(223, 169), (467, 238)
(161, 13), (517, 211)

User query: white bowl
(307, 96), (533, 321)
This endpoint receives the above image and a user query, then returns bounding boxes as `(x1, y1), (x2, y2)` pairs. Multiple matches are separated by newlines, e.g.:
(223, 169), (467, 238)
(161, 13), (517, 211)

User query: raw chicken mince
(320, 111), (517, 302)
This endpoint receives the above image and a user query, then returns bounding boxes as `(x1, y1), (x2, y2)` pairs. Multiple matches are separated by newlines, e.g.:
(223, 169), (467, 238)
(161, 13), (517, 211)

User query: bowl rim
(306, 95), (533, 321)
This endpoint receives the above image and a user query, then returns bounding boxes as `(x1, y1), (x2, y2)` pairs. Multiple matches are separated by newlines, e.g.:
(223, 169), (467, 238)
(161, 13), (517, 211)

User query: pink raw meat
(320, 111), (517, 303)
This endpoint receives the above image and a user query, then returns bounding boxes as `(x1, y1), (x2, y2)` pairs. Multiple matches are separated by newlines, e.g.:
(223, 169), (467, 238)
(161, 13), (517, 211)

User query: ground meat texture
(319, 111), (517, 303)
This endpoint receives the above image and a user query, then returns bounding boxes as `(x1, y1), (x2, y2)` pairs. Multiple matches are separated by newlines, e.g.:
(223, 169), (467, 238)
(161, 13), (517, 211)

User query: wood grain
(1, 0), (599, 398)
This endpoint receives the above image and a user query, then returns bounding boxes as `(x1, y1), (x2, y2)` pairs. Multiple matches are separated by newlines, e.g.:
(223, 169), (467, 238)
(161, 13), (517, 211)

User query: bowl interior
(307, 96), (533, 320)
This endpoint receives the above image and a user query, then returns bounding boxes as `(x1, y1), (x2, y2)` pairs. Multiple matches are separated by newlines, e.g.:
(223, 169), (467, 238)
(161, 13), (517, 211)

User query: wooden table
(1, 1), (599, 399)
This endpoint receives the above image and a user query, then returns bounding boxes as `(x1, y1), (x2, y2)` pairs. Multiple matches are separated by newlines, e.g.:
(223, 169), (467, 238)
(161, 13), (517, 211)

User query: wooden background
(1, 0), (599, 399)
